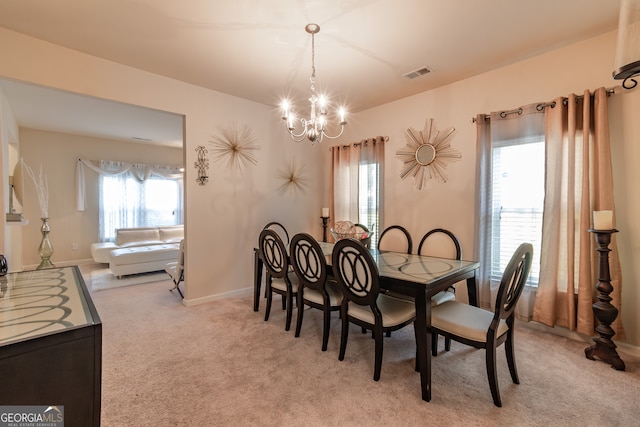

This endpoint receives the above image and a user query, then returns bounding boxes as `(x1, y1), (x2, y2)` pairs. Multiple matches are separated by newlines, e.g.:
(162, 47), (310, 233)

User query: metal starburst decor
(277, 158), (308, 196)
(210, 122), (259, 172)
(395, 118), (461, 190)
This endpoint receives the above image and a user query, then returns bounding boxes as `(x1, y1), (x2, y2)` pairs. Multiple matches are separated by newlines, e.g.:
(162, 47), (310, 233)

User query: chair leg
(505, 330), (520, 384)
(294, 293), (304, 338)
(445, 337), (451, 351)
(281, 294), (286, 310)
(414, 322), (420, 372)
(321, 306), (331, 351)
(338, 306), (349, 361)
(373, 325), (384, 381)
(285, 291), (293, 331)
(264, 278), (273, 322)
(386, 331), (391, 337)
(431, 333), (439, 356)
(486, 344), (502, 407)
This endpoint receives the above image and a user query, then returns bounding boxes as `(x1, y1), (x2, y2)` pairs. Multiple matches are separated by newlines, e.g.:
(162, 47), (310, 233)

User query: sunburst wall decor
(276, 158), (308, 196)
(395, 118), (461, 190)
(210, 121), (259, 172)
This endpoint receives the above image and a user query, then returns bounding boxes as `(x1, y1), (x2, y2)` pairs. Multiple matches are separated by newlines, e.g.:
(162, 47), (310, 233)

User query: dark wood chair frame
(430, 242), (533, 407)
(259, 229), (297, 331)
(290, 233), (341, 351)
(378, 225), (413, 254)
(332, 238), (417, 381)
(418, 228), (462, 352)
(261, 222), (290, 300)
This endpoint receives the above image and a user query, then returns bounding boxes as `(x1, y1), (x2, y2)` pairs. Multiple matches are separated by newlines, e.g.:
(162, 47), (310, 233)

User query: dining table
(253, 240), (480, 402)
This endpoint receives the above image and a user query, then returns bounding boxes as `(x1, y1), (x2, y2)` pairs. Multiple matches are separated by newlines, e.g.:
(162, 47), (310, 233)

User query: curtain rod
(471, 87), (616, 123)
(330, 135), (389, 150)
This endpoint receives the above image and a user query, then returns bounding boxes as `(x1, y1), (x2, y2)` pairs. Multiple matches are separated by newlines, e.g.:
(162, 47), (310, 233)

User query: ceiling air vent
(403, 66), (432, 79)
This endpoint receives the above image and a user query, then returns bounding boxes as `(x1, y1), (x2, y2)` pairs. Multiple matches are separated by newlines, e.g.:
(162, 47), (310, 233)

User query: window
(358, 162), (380, 248)
(490, 138), (544, 286)
(100, 173), (183, 242)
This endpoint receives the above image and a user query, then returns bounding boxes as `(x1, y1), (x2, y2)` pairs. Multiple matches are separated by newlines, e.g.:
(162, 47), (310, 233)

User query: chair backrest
(417, 228), (462, 259)
(263, 221), (290, 245)
(290, 233), (327, 292)
(258, 229), (289, 280)
(493, 243), (533, 322)
(332, 238), (380, 307)
(378, 225), (413, 254)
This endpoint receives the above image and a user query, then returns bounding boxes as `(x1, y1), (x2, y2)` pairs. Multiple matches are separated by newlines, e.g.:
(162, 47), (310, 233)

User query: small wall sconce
(613, 0), (640, 89)
(195, 145), (209, 186)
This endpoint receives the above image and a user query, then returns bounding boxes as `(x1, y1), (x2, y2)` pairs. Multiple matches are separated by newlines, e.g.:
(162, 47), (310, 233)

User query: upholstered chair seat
(431, 301), (509, 342)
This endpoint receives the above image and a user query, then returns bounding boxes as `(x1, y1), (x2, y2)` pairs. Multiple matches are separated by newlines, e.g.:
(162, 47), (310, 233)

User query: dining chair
(259, 229), (299, 331)
(417, 228), (462, 351)
(429, 242), (533, 407)
(332, 238), (417, 381)
(417, 228), (462, 306)
(261, 221), (290, 299)
(165, 239), (184, 298)
(377, 224), (413, 253)
(290, 233), (342, 351)
(263, 221), (290, 245)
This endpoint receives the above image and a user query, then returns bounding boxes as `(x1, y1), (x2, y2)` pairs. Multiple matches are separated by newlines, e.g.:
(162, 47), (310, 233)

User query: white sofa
(90, 225), (183, 278)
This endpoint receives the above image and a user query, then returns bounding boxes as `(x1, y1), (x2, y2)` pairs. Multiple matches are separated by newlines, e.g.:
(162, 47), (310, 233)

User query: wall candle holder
(585, 229), (625, 371)
(195, 145), (209, 186)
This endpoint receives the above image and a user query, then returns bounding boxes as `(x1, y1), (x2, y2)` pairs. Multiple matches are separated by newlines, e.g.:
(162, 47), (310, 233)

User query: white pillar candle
(593, 210), (613, 230)
(322, 207), (329, 218)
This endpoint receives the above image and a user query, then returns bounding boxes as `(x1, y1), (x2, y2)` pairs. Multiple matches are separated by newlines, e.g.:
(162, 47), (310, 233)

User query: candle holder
(321, 216), (330, 242)
(585, 229), (625, 371)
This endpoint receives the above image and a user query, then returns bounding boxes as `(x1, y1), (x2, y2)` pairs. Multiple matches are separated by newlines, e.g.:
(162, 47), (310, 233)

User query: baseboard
(22, 258), (97, 271)
(523, 320), (640, 358)
(182, 286), (252, 307)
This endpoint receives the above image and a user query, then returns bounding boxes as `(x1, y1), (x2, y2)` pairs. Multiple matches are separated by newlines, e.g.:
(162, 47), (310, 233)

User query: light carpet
(89, 268), (169, 291)
(83, 275), (640, 426)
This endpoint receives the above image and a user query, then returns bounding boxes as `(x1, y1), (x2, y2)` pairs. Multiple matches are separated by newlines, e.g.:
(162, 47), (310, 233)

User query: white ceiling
(0, 0), (622, 146)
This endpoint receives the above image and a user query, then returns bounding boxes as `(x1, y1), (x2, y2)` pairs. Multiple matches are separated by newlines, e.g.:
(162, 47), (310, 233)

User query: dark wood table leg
(414, 290), (431, 401)
(253, 249), (263, 312)
(466, 271), (478, 307)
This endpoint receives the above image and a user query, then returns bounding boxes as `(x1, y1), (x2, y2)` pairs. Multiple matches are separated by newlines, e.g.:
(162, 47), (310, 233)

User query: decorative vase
(37, 217), (55, 270)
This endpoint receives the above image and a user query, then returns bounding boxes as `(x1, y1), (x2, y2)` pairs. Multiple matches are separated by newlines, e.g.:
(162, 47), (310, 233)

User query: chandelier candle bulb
(593, 210), (613, 230)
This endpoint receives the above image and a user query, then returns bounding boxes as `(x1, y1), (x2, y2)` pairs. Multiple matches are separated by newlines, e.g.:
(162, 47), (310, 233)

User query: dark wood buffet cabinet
(0, 266), (101, 426)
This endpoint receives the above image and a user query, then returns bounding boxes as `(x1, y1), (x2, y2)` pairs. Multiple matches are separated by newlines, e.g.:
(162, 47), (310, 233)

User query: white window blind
(358, 162), (380, 248)
(490, 139), (544, 286)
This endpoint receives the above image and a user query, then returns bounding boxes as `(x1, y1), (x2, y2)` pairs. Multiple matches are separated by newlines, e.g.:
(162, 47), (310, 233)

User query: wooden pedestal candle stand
(585, 229), (625, 371)
(321, 216), (329, 242)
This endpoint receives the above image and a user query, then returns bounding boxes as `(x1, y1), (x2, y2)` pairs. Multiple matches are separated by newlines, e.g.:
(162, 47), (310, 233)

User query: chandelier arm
(316, 124), (346, 140)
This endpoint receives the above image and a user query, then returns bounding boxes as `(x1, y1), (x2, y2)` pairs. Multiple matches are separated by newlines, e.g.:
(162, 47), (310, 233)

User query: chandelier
(281, 24), (347, 143)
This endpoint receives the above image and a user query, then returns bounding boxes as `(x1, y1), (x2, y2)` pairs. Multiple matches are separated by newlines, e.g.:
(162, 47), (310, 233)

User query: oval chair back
(263, 221), (290, 245)
(332, 238), (380, 308)
(417, 228), (462, 260)
(378, 225), (413, 254)
(290, 233), (327, 293)
(259, 228), (288, 280)
(494, 242), (533, 324)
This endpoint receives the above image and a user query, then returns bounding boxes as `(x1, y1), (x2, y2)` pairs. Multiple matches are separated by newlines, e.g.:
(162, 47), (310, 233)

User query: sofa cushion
(159, 226), (184, 242)
(116, 228), (160, 246)
(119, 240), (165, 248)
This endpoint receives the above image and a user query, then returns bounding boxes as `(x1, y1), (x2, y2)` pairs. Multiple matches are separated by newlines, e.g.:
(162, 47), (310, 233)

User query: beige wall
(341, 30), (640, 348)
(0, 27), (638, 349)
(18, 129), (182, 268)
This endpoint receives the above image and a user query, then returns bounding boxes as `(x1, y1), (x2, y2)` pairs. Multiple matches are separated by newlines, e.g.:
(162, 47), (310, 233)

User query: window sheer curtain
(329, 136), (385, 242)
(475, 103), (545, 319)
(533, 88), (624, 340)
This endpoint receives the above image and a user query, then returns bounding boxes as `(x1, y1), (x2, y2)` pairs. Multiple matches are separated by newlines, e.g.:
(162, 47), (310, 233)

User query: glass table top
(0, 266), (98, 346)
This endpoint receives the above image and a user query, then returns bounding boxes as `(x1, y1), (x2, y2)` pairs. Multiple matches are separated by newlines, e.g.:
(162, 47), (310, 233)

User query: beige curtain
(329, 136), (385, 241)
(533, 87), (624, 340)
